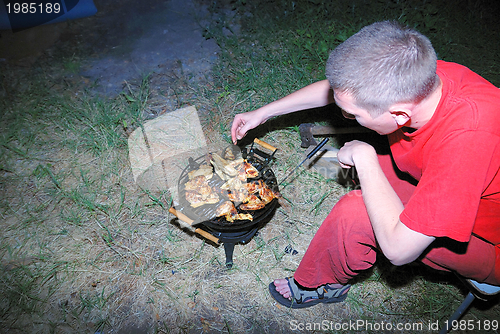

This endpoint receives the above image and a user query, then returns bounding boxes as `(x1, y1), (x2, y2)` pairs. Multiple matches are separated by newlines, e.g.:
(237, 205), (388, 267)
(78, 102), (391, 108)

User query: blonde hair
(326, 21), (438, 116)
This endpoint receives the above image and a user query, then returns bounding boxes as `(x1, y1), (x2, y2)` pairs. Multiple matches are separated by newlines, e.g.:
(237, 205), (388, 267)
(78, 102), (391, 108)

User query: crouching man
(231, 21), (500, 308)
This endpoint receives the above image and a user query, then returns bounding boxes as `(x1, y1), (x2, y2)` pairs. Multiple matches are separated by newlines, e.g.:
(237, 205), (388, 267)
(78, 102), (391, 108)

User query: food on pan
(188, 164), (213, 180)
(185, 190), (204, 208)
(185, 175), (208, 191)
(220, 176), (243, 191)
(183, 148), (279, 222)
(233, 212), (253, 222)
(239, 180), (281, 210)
(216, 200), (253, 222)
(239, 194), (266, 211)
(243, 180), (262, 194)
(243, 162), (259, 178)
(211, 151), (259, 180)
(216, 200), (238, 218)
(211, 153), (239, 180)
(185, 190), (219, 208)
(224, 147), (236, 160)
(236, 163), (247, 182)
(184, 175), (220, 208)
(258, 182), (276, 204)
(227, 188), (250, 204)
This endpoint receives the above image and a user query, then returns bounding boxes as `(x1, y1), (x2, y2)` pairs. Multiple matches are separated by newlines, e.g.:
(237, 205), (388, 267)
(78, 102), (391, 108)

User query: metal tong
(279, 137), (330, 186)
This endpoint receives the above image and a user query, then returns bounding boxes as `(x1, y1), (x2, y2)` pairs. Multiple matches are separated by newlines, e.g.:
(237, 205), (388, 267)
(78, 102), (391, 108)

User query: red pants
(294, 154), (500, 287)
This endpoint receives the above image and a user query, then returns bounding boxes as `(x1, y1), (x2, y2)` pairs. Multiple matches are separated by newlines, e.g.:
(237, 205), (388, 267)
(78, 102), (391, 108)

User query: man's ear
(390, 108), (411, 127)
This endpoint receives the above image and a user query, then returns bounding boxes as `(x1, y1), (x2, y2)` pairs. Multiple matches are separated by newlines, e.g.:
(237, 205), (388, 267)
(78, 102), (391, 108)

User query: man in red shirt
(231, 21), (500, 308)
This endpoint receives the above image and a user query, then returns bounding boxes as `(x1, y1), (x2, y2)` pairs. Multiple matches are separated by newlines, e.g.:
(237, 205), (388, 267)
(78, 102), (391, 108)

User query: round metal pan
(176, 152), (279, 231)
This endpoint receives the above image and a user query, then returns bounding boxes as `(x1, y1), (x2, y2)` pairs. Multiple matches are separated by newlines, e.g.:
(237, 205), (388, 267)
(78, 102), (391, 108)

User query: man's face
(333, 91), (400, 135)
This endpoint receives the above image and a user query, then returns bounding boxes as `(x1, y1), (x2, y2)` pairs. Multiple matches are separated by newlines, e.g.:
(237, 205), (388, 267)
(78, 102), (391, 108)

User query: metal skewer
(279, 137), (330, 186)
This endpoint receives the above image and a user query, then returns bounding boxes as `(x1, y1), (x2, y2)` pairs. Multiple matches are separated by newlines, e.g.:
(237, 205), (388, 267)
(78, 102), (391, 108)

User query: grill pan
(171, 139), (279, 233)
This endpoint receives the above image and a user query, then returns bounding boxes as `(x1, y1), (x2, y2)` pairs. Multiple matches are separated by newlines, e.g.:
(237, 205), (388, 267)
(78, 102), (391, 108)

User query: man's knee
(322, 190), (370, 232)
(331, 190), (365, 216)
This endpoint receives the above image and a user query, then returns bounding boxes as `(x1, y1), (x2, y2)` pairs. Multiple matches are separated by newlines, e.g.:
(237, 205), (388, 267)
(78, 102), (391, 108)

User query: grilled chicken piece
(224, 147), (236, 160)
(197, 184), (214, 198)
(227, 188), (250, 203)
(216, 201), (253, 222)
(243, 180), (262, 194)
(184, 175), (219, 207)
(221, 176), (243, 191)
(239, 194), (265, 211)
(186, 191), (204, 208)
(188, 164), (213, 180)
(240, 202), (265, 211)
(185, 190), (219, 208)
(185, 175), (208, 191)
(211, 153), (239, 179)
(226, 158), (248, 182)
(185, 190), (202, 204)
(244, 162), (259, 178)
(258, 182), (275, 204)
(216, 200), (238, 218)
(235, 213), (253, 221)
(205, 192), (220, 204)
(229, 158), (244, 167)
(237, 164), (247, 182)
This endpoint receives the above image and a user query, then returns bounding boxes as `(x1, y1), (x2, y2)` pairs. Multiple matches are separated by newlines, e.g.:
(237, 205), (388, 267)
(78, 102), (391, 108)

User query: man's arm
(338, 141), (435, 265)
(231, 80), (333, 143)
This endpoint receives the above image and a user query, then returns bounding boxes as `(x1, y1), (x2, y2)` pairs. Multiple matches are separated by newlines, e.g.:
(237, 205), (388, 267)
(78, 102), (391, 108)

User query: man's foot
(269, 277), (350, 309)
(273, 278), (349, 299)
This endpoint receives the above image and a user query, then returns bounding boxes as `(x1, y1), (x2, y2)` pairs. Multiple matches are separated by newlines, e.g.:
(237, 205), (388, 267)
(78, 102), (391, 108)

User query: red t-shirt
(389, 60), (500, 244)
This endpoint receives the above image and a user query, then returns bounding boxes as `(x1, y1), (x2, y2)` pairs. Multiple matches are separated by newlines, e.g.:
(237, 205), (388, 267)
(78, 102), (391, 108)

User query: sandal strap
(287, 277), (350, 304)
(287, 277), (305, 303)
(322, 284), (351, 299)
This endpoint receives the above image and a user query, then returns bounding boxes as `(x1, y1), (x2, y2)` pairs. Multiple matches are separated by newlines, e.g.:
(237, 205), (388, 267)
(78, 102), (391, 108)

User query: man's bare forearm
(353, 145), (434, 265)
(257, 80), (334, 121)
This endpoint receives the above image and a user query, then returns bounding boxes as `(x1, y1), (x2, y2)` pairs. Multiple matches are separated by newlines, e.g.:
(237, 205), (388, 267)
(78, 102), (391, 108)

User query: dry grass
(0, 62), (352, 333)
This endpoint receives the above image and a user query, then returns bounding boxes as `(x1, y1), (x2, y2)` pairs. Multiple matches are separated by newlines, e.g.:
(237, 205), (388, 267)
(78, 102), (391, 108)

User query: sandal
(268, 277), (350, 309)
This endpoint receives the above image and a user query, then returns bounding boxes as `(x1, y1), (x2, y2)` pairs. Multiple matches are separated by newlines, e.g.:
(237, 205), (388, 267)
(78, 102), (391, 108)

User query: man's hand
(230, 110), (266, 144)
(230, 80), (334, 144)
(337, 140), (376, 169)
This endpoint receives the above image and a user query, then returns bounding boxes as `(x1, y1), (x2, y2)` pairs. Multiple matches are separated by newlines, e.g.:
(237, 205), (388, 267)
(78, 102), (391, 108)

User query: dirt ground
(1, 0), (223, 96)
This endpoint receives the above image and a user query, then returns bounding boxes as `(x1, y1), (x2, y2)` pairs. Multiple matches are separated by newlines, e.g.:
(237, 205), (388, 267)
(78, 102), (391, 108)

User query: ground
(1, 0), (223, 95)
(1, 1), (499, 333)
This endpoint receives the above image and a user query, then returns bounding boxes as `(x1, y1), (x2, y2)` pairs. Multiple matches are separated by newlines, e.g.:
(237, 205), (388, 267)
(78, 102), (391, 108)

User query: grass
(1, 0), (500, 333)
